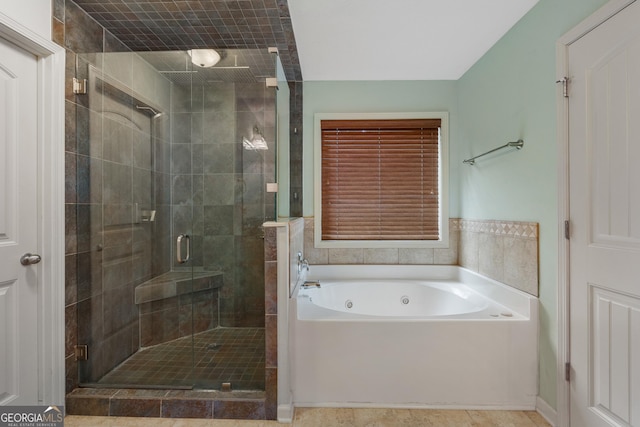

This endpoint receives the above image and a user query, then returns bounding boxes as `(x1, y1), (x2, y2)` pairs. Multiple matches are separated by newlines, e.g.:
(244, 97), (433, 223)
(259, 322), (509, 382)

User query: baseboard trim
(278, 402), (294, 423)
(536, 396), (557, 427)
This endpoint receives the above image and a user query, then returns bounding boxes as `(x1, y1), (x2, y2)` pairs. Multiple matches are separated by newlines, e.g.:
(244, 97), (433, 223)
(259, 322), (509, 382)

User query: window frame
(314, 112), (449, 249)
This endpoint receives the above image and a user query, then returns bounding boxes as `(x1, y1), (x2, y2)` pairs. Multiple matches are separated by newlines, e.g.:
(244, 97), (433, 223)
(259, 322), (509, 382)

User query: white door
(0, 36), (40, 405)
(568, 1), (640, 426)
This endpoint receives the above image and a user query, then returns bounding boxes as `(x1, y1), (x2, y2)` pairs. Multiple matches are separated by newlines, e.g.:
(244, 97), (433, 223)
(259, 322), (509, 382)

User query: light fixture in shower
(188, 49), (221, 68)
(243, 125), (269, 151)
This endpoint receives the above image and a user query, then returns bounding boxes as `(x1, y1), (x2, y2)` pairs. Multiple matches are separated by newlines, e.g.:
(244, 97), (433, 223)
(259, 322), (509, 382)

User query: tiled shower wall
(303, 217), (539, 296)
(173, 81), (277, 327)
(288, 82), (303, 218)
(262, 218), (304, 420)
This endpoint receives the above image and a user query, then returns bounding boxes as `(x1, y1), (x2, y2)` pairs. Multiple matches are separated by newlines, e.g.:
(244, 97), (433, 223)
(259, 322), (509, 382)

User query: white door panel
(569, 1), (640, 426)
(0, 35), (39, 405)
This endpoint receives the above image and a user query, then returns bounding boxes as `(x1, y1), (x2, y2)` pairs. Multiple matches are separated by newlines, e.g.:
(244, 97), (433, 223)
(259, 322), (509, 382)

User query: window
(314, 112), (449, 248)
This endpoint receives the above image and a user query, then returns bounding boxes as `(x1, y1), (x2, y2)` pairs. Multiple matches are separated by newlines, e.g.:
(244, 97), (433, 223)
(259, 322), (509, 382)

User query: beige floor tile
(191, 421), (276, 427)
(351, 408), (415, 427)
(171, 419), (244, 427)
(524, 411), (552, 427)
(65, 417), (281, 427)
(466, 410), (538, 427)
(171, 420), (215, 427)
(410, 409), (474, 427)
(207, 421), (281, 427)
(65, 409), (552, 427)
(64, 416), (112, 427)
(111, 417), (177, 427)
(293, 407), (355, 427)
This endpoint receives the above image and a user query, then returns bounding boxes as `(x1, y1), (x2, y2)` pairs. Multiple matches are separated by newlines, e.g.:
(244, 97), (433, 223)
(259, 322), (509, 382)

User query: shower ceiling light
(188, 49), (221, 68)
(243, 126), (269, 151)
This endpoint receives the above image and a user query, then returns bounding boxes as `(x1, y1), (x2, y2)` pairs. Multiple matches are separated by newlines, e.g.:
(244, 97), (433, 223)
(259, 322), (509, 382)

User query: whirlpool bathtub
(290, 265), (538, 409)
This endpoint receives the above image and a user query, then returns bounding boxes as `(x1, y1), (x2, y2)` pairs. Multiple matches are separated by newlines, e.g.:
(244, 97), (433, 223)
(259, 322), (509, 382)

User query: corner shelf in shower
(134, 271), (223, 305)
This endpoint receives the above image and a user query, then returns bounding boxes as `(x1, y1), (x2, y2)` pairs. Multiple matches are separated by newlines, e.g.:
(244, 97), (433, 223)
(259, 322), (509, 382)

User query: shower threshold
(79, 383), (192, 390)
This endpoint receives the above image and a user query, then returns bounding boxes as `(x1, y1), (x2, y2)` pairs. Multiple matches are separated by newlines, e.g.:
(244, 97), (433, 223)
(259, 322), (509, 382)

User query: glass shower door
(74, 48), (197, 388)
(75, 46), (281, 391)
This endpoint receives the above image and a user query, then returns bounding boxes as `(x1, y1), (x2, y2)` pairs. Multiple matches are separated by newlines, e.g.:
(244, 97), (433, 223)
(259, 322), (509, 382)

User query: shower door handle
(176, 234), (190, 264)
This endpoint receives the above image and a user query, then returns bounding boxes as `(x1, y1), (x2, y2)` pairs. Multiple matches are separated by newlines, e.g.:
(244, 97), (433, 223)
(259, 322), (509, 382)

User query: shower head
(136, 105), (163, 119)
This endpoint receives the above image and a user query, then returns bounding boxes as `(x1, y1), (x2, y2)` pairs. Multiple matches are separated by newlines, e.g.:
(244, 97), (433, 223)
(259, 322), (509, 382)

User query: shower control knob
(20, 253), (41, 266)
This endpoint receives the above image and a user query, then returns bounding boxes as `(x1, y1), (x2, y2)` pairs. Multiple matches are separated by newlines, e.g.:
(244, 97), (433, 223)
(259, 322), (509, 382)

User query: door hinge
(564, 220), (570, 240)
(565, 362), (571, 381)
(556, 77), (569, 98)
(75, 344), (88, 361)
(73, 77), (87, 95)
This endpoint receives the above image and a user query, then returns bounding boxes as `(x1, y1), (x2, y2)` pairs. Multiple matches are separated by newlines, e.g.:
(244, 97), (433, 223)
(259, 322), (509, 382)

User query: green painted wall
(457, 0), (608, 409)
(301, 0), (610, 411)
(302, 80), (460, 217)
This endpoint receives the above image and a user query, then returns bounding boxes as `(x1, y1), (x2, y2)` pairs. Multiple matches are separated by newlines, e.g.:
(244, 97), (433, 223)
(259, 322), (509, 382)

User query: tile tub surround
(458, 219), (539, 296)
(303, 217), (539, 296)
(303, 217), (459, 266)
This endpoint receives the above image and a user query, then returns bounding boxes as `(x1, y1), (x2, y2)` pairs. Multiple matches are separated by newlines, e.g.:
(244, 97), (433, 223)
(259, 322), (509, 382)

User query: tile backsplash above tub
(458, 219), (539, 296)
(303, 218), (459, 266)
(303, 217), (539, 296)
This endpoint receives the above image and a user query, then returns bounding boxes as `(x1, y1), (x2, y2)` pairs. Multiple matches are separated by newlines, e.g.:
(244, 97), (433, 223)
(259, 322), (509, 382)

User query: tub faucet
(297, 252), (309, 273)
(302, 280), (320, 289)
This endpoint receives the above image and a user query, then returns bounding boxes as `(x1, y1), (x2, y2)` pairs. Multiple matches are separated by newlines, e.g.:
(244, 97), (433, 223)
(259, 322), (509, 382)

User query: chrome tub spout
(302, 281), (321, 289)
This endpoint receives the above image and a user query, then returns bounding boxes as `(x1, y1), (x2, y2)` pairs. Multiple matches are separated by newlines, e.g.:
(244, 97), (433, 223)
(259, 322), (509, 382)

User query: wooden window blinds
(320, 118), (441, 241)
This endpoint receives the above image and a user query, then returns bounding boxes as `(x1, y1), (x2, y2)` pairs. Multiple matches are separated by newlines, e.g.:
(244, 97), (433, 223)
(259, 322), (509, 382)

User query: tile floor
(96, 328), (265, 390)
(65, 408), (552, 426)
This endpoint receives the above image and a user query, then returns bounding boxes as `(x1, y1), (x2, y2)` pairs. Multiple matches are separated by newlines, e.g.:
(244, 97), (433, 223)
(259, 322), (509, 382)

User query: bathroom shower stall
(73, 47), (287, 391)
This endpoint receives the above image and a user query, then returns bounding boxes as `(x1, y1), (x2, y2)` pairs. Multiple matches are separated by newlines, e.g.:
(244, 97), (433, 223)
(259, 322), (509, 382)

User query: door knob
(20, 253), (41, 266)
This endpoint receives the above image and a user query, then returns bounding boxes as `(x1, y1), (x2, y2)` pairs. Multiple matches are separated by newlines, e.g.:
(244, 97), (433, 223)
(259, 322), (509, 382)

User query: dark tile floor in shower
(97, 327), (265, 390)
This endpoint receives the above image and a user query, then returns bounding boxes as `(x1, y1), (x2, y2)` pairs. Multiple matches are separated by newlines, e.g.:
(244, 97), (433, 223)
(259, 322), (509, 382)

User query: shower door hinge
(564, 220), (570, 240)
(565, 362), (571, 382)
(266, 182), (278, 193)
(75, 345), (88, 361)
(556, 77), (569, 98)
(73, 78), (87, 95)
(265, 77), (278, 90)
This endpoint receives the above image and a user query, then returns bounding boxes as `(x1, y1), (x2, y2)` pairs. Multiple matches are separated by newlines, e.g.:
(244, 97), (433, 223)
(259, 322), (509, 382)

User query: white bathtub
(290, 265), (538, 409)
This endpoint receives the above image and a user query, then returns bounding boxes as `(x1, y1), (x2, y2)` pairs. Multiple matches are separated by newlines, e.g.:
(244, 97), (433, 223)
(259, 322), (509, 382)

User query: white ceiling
(288, 0), (539, 81)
